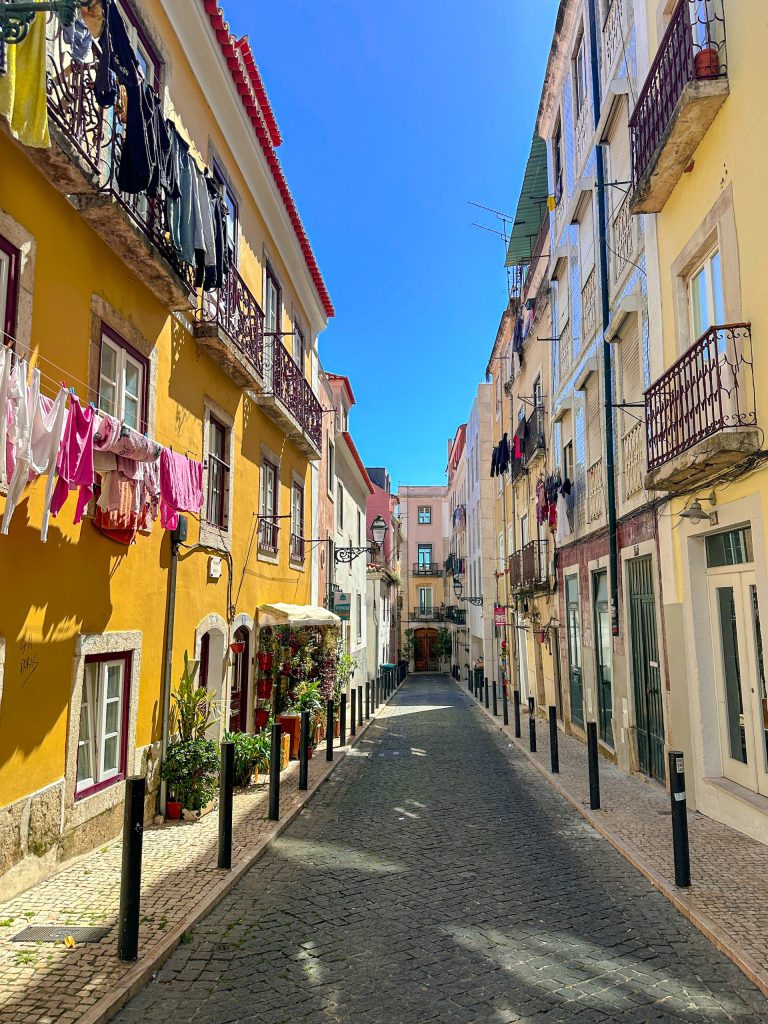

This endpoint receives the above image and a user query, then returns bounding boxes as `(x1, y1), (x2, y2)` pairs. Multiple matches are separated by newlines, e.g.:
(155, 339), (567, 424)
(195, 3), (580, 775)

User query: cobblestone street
(115, 676), (767, 1024)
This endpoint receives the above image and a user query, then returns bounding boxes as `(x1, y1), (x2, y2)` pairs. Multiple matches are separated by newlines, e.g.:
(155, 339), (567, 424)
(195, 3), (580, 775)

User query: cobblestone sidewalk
(462, 678), (768, 997)
(0, 698), (398, 1024)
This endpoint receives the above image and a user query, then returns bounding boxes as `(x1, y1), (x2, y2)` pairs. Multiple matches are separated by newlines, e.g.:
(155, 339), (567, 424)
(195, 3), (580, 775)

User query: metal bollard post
(326, 699), (334, 761)
(299, 710), (310, 791)
(218, 741), (234, 869)
(513, 689), (521, 738)
(668, 750), (691, 887)
(492, 679), (498, 717)
(375, 676), (380, 708)
(484, 675), (490, 709)
(528, 696), (536, 752)
(467, 666), (472, 693)
(340, 693), (347, 745)
(350, 689), (357, 737)
(366, 680), (371, 719)
(548, 707), (559, 774)
(358, 685), (363, 726)
(502, 682), (509, 726)
(587, 721), (600, 810)
(268, 722), (282, 821)
(117, 776), (146, 961)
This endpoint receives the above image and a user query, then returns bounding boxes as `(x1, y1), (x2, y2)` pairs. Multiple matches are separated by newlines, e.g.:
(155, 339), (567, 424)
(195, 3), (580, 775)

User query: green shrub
(161, 738), (220, 810)
(222, 729), (271, 786)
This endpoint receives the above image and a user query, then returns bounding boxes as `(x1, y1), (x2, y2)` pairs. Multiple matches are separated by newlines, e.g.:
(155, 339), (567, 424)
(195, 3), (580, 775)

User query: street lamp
(334, 514), (388, 563)
(453, 575), (483, 607)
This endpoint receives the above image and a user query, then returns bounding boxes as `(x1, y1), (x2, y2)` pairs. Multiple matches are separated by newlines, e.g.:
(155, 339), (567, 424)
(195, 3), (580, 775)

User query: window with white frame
(291, 481), (304, 562)
(573, 30), (588, 112)
(689, 247), (725, 340)
(418, 506), (431, 524)
(98, 325), (147, 432)
(260, 459), (278, 552)
(76, 654), (130, 796)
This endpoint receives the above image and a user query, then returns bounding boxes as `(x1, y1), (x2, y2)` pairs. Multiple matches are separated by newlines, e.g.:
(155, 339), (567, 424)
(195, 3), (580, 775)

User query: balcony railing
(630, 0), (727, 204)
(602, 0), (628, 85)
(509, 540), (549, 591)
(558, 320), (572, 386)
(587, 458), (606, 523)
(609, 196), (636, 288)
(413, 562), (443, 577)
(411, 607), (445, 622)
(645, 323), (756, 472)
(259, 519), (279, 555)
(622, 421), (645, 500)
(290, 533), (305, 564)
(197, 264), (265, 375)
(582, 268), (598, 344)
(260, 340), (323, 453)
(574, 96), (592, 175)
(445, 606), (467, 626)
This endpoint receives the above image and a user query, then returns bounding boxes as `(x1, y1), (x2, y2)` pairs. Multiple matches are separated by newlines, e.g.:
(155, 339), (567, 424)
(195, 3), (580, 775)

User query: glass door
(708, 570), (768, 795)
(419, 587), (433, 617)
(593, 570), (613, 746)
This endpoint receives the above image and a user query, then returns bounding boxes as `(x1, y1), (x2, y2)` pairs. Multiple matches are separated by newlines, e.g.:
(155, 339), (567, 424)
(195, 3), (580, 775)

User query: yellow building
(0, 0), (332, 894)
(633, 0), (768, 841)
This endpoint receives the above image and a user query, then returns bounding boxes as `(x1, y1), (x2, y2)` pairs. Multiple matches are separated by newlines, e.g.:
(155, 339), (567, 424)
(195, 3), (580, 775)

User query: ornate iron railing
(413, 562), (443, 577)
(444, 606), (467, 625)
(587, 457), (605, 522)
(290, 533), (305, 563)
(622, 421), (645, 499)
(259, 518), (279, 554)
(198, 264), (265, 373)
(645, 323), (755, 471)
(268, 340), (323, 451)
(629, 0), (727, 186)
(602, 0), (627, 84)
(558, 320), (572, 386)
(411, 607), (445, 622)
(574, 95), (592, 174)
(610, 195), (636, 286)
(582, 268), (598, 343)
(301, 377), (323, 452)
(508, 550), (522, 590)
(509, 540), (548, 590)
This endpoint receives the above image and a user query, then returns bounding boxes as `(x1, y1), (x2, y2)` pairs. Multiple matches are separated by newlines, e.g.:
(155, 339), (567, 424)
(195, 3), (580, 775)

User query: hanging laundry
(94, 0), (141, 108)
(49, 398), (97, 530)
(117, 82), (159, 195)
(513, 433), (523, 460)
(193, 166), (216, 279)
(200, 175), (229, 291)
(556, 491), (572, 543)
(490, 445), (498, 477)
(536, 478), (548, 525)
(512, 314), (524, 363)
(62, 18), (95, 64)
(0, 9), (50, 148)
(159, 448), (203, 530)
(496, 433), (510, 475)
(172, 136), (198, 265)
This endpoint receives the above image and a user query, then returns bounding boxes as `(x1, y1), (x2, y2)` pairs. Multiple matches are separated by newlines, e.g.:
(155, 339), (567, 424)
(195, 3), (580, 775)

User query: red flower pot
(254, 708), (270, 730)
(257, 679), (272, 699)
(694, 47), (720, 78)
(230, 641), (245, 654)
(166, 800), (182, 821)
(257, 652), (273, 671)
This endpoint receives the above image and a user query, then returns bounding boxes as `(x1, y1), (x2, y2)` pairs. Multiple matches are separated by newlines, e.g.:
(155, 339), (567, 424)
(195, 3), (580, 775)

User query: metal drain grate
(12, 926), (111, 943)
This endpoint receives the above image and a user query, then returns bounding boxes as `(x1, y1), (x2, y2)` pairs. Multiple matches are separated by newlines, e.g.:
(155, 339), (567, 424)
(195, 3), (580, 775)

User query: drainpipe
(587, 0), (620, 635)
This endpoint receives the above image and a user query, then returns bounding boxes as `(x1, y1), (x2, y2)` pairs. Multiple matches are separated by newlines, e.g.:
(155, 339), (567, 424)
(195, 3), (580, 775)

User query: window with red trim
(0, 234), (19, 348)
(76, 653), (131, 799)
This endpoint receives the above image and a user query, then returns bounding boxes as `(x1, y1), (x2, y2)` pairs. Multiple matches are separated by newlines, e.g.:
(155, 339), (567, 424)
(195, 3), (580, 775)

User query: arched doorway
(196, 620), (227, 739)
(414, 628), (438, 672)
(229, 625), (250, 732)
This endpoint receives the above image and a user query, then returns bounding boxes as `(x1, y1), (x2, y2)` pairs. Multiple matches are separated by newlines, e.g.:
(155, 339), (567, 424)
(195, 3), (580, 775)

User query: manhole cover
(12, 926), (111, 943)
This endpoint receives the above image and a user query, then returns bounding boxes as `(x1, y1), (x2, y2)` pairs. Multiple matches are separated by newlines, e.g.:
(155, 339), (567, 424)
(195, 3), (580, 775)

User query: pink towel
(159, 447), (203, 530)
(50, 399), (96, 524)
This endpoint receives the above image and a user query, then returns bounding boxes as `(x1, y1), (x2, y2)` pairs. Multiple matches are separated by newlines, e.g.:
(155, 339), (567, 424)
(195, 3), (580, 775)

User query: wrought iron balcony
(587, 458), (606, 524)
(645, 323), (758, 491)
(445, 553), (465, 577)
(40, 20), (194, 309)
(508, 540), (549, 592)
(256, 340), (323, 459)
(411, 607), (445, 622)
(195, 264), (265, 387)
(412, 562), (443, 577)
(290, 533), (306, 564)
(258, 519), (280, 555)
(629, 0), (728, 213)
(444, 606), (467, 626)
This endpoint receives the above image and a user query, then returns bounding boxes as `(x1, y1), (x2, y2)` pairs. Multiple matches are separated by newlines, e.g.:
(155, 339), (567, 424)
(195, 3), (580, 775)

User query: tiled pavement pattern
(115, 675), (766, 1024)
(0, 718), (387, 1024)
(471, 680), (768, 991)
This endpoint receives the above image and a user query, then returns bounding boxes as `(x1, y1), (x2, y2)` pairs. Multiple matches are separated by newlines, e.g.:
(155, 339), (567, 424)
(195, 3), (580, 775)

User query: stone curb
(454, 678), (768, 1001)
(78, 681), (404, 1024)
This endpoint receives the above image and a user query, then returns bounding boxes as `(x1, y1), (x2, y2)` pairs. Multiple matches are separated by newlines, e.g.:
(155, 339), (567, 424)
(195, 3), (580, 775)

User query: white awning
(256, 603), (341, 628)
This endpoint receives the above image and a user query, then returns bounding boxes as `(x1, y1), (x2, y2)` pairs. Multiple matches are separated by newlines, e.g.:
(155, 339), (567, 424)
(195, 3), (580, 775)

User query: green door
(627, 556), (665, 782)
(565, 574), (584, 728)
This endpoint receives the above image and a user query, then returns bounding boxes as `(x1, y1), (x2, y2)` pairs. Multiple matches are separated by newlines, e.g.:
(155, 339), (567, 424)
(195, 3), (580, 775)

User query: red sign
(494, 605), (506, 628)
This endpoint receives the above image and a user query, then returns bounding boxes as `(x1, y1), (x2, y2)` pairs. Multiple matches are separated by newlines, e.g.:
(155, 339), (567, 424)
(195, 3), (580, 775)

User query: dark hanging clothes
(496, 433), (510, 475)
(490, 446), (498, 478)
(94, 0), (141, 107)
(116, 82), (158, 195)
(512, 314), (524, 361)
(197, 175), (229, 291)
(147, 106), (172, 199)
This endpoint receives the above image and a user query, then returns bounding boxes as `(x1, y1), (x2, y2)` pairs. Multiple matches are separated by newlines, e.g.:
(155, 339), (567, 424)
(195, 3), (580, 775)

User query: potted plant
(161, 651), (221, 821)
(403, 629), (415, 670)
(286, 680), (323, 758)
(434, 627), (452, 672)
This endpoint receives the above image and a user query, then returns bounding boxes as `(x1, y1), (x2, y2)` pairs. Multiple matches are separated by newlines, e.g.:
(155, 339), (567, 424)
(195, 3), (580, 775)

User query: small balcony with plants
(644, 323), (758, 491)
(629, 0), (729, 213)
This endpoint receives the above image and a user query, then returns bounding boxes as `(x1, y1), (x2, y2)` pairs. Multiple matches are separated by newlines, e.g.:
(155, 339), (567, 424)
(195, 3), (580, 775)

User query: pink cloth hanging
(50, 398), (96, 527)
(159, 447), (203, 530)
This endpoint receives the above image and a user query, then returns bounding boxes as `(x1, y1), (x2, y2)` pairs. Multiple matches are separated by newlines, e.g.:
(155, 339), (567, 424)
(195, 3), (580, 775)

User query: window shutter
(607, 101), (631, 218)
(587, 377), (602, 464)
(578, 197), (594, 280)
(619, 317), (642, 437)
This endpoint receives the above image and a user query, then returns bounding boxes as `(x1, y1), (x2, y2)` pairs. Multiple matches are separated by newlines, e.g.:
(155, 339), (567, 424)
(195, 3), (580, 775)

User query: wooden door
(229, 626), (250, 733)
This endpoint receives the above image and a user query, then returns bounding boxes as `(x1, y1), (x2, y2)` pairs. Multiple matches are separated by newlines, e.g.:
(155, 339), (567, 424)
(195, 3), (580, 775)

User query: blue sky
(227, 0), (559, 488)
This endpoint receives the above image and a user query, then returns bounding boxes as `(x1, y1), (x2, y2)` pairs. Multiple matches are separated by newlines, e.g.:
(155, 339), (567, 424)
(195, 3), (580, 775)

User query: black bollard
(492, 679), (498, 717)
(528, 696), (536, 752)
(366, 679), (371, 719)
(484, 675), (490, 709)
(340, 693), (347, 745)
(502, 681), (509, 725)
(268, 722), (282, 821)
(326, 699), (334, 761)
(548, 707), (559, 774)
(117, 776), (146, 961)
(668, 750), (691, 887)
(375, 676), (380, 708)
(467, 666), (472, 693)
(358, 685), (363, 726)
(299, 710), (310, 791)
(350, 689), (357, 737)
(218, 741), (234, 869)
(513, 689), (521, 738)
(587, 721), (600, 810)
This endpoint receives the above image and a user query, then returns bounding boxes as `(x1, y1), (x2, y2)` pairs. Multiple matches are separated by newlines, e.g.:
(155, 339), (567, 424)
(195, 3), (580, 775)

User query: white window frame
(99, 331), (145, 431)
(688, 246), (724, 341)
(76, 657), (127, 795)
(418, 506), (432, 525)
(419, 586), (433, 613)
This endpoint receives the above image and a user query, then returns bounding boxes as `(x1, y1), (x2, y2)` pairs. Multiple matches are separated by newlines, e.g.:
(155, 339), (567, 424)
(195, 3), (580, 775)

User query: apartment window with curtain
(553, 118), (564, 201)
(98, 324), (148, 432)
(76, 653), (131, 798)
(206, 416), (230, 530)
(291, 482), (304, 563)
(0, 234), (19, 347)
(260, 459), (278, 552)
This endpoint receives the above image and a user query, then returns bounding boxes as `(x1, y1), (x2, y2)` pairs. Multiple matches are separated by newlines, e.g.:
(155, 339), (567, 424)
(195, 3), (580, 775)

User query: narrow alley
(114, 676), (765, 1024)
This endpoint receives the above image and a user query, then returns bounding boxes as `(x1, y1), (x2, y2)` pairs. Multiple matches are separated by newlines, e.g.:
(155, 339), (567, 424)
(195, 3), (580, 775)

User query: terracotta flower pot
(277, 714), (301, 759)
(694, 47), (720, 78)
(230, 640), (245, 654)
(254, 708), (269, 730)
(257, 679), (272, 699)
(257, 652), (273, 671)
(166, 800), (182, 821)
